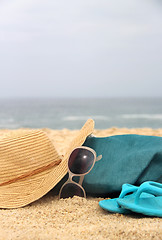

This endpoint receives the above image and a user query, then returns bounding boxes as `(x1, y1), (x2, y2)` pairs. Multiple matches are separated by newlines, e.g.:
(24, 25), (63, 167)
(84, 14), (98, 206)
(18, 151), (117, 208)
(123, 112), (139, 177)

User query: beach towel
(82, 134), (162, 197)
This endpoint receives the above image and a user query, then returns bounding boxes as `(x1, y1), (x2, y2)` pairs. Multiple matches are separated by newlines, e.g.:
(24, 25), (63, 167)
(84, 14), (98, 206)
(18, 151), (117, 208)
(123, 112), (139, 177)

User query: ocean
(0, 98), (162, 130)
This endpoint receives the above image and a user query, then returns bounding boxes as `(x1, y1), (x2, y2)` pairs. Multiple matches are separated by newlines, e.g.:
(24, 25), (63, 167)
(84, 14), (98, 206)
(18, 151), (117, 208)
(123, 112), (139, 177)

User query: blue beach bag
(82, 134), (162, 197)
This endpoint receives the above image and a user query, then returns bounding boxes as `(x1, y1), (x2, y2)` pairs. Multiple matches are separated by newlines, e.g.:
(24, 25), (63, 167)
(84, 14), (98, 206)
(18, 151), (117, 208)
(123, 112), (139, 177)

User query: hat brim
(0, 119), (94, 208)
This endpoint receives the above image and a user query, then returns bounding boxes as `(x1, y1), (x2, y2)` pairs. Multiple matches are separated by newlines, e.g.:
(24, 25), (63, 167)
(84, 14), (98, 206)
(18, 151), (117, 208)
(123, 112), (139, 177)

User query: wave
(0, 117), (15, 123)
(63, 115), (110, 121)
(122, 114), (162, 120)
(0, 118), (21, 129)
(0, 123), (21, 129)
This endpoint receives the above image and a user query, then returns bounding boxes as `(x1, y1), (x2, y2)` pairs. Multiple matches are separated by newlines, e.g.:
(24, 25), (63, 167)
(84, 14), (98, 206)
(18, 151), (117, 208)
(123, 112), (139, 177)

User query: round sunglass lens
(68, 148), (95, 175)
(60, 183), (85, 199)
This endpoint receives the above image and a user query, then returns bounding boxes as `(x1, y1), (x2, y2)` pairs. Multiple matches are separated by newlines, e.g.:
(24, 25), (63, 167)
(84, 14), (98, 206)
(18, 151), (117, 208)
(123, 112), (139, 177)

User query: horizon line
(0, 96), (162, 100)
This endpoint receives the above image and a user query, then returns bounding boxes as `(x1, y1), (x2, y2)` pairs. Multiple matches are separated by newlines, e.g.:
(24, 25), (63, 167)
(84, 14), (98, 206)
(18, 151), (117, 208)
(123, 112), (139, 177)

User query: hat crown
(0, 130), (60, 186)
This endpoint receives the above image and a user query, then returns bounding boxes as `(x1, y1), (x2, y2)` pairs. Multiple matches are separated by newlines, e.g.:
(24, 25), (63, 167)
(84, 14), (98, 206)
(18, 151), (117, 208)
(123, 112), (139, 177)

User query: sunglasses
(59, 146), (102, 199)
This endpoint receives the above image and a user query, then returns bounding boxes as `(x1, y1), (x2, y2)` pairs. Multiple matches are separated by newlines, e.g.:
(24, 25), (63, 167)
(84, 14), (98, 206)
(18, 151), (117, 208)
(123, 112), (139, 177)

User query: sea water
(0, 98), (162, 129)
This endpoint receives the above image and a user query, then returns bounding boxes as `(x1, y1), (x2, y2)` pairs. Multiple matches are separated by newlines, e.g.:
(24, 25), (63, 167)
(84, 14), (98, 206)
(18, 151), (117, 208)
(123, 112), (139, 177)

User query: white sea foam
(0, 118), (20, 129)
(0, 98), (162, 129)
(0, 123), (20, 129)
(63, 115), (109, 121)
(122, 114), (162, 120)
(0, 118), (15, 123)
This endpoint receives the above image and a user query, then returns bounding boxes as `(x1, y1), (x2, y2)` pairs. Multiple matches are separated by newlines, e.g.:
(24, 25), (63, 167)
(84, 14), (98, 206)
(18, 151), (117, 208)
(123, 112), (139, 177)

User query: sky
(0, 0), (162, 98)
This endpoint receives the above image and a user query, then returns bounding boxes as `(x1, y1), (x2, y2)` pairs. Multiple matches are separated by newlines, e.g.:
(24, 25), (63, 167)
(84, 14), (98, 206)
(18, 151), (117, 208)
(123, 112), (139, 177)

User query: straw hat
(0, 119), (94, 208)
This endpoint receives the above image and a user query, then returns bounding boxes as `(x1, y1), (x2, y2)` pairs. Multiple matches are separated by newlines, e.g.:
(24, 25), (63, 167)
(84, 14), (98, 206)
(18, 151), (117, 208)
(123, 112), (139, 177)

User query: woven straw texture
(0, 119), (94, 208)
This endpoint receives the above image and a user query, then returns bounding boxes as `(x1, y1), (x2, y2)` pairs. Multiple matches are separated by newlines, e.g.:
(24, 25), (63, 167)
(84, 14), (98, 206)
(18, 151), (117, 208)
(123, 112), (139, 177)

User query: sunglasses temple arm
(79, 175), (85, 186)
(96, 154), (102, 162)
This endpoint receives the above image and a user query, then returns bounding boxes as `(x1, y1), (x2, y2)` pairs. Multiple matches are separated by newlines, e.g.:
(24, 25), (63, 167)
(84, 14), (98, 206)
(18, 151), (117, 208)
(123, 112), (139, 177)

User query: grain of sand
(0, 127), (162, 240)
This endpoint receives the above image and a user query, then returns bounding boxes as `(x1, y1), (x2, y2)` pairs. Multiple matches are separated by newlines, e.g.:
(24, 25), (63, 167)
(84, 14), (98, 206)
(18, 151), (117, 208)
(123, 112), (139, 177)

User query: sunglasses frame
(59, 146), (97, 199)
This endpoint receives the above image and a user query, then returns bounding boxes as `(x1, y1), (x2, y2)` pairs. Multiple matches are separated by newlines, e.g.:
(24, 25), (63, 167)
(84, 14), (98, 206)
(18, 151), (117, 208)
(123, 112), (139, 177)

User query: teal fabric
(82, 134), (162, 196)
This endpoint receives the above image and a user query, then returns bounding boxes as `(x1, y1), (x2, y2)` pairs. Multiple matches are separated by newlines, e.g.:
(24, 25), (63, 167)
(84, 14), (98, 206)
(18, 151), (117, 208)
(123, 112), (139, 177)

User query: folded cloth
(83, 134), (162, 197)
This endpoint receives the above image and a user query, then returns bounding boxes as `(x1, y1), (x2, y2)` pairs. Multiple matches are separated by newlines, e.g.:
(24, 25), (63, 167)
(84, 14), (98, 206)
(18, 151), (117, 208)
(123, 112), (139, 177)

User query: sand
(0, 127), (162, 240)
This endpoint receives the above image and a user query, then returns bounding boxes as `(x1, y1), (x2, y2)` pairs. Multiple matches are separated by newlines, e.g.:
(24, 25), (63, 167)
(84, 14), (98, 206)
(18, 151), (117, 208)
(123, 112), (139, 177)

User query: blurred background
(0, 0), (162, 129)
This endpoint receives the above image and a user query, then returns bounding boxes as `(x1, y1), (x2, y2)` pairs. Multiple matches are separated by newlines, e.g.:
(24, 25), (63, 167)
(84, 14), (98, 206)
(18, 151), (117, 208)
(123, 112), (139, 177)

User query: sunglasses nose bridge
(68, 171), (73, 181)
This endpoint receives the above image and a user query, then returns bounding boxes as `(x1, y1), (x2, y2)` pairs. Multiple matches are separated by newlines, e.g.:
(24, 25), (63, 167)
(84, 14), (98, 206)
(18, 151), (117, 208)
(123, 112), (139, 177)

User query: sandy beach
(0, 127), (162, 240)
